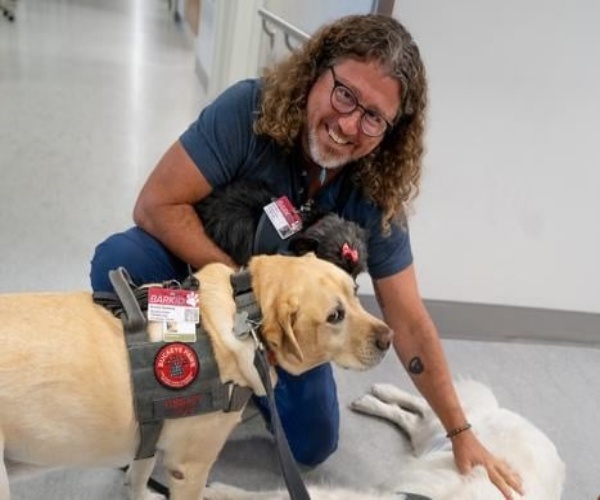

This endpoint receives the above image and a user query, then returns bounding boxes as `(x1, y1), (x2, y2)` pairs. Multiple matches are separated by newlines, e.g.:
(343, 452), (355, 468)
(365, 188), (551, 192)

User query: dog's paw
(351, 391), (423, 431)
(350, 393), (382, 416)
(351, 393), (410, 423)
(371, 383), (424, 414)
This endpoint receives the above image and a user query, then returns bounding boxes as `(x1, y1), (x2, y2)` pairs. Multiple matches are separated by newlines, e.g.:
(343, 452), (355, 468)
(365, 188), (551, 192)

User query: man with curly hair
(91, 14), (522, 499)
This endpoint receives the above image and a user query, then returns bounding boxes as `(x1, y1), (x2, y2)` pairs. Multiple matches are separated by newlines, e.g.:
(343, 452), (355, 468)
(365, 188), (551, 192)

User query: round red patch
(154, 343), (199, 389)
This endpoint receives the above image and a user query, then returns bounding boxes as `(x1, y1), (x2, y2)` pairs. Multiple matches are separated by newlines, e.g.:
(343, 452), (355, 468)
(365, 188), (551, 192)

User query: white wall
(195, 0), (264, 100)
(201, 0), (599, 314)
(386, 0), (600, 313)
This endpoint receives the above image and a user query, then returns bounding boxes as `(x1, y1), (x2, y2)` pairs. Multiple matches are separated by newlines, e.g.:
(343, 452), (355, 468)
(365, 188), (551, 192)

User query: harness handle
(108, 267), (148, 344)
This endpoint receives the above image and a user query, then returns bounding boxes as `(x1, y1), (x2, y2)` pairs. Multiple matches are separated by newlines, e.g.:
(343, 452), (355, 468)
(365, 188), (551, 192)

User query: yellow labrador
(0, 253), (391, 500)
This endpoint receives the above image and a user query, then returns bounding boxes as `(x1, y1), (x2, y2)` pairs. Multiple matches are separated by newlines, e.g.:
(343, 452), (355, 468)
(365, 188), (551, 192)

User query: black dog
(194, 180), (368, 278)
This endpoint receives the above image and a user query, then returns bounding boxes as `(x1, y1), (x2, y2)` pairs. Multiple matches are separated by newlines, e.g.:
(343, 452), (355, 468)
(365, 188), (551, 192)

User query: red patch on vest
(154, 342), (199, 389)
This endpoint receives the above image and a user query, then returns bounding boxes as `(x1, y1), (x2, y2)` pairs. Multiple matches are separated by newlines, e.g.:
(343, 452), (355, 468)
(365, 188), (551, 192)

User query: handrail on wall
(258, 7), (309, 52)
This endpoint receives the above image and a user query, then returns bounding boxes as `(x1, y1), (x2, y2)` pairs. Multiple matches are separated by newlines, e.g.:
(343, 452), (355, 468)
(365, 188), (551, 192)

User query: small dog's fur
(0, 254), (392, 499)
(194, 181), (273, 267)
(195, 180), (368, 277)
(204, 380), (565, 500)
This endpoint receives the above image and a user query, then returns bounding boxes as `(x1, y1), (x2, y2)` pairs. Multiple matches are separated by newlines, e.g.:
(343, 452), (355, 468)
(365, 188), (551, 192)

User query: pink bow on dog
(341, 243), (359, 264)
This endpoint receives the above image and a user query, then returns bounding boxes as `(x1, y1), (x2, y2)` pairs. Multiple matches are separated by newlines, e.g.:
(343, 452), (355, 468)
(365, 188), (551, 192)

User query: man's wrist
(446, 422), (472, 439)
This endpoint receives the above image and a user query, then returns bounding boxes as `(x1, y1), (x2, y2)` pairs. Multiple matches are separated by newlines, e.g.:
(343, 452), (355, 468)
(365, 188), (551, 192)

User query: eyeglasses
(329, 66), (394, 137)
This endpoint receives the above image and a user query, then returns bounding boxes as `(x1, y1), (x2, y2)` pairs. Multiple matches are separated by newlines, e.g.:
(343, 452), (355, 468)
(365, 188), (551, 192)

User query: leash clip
(233, 311), (263, 350)
(249, 326), (265, 352)
(233, 311), (251, 339)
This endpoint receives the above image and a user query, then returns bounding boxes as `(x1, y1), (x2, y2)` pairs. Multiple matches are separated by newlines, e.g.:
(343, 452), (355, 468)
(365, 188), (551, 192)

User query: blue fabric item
(253, 211), (290, 255)
(253, 364), (340, 467)
(90, 227), (189, 292)
(179, 78), (413, 279)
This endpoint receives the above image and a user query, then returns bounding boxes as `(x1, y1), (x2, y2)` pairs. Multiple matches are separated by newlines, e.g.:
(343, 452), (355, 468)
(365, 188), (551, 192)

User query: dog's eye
(327, 307), (345, 324)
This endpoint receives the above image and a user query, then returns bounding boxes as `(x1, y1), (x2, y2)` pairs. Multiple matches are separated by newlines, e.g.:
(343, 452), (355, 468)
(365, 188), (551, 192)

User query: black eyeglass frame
(328, 66), (395, 137)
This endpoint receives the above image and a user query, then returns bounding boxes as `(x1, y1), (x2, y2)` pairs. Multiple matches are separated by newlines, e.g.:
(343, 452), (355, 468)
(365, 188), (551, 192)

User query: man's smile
(327, 127), (350, 146)
(328, 126), (351, 146)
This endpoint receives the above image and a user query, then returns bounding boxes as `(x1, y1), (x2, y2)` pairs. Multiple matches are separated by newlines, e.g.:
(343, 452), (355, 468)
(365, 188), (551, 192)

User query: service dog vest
(93, 268), (253, 459)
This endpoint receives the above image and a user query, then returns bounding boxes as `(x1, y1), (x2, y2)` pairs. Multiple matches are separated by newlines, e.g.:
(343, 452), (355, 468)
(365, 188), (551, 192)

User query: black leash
(250, 330), (311, 500)
(229, 269), (311, 500)
(147, 477), (170, 498)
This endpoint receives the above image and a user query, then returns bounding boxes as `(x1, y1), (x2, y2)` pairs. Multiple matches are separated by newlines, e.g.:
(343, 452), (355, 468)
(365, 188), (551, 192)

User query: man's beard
(307, 128), (353, 169)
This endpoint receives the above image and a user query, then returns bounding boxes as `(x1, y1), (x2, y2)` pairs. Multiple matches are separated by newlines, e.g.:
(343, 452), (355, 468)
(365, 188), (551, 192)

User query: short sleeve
(365, 218), (413, 279)
(179, 79), (261, 188)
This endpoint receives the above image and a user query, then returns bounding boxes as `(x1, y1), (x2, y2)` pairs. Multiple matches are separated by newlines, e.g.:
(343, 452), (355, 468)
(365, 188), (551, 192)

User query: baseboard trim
(359, 295), (600, 348)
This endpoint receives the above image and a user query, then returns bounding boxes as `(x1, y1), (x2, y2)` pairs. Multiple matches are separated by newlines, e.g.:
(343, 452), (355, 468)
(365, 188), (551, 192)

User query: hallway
(1, 2), (598, 499)
(0, 0), (205, 293)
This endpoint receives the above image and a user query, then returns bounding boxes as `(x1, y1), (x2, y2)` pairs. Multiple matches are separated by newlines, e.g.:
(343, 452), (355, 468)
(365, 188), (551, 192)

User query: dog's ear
(272, 297), (304, 364)
(288, 235), (319, 256)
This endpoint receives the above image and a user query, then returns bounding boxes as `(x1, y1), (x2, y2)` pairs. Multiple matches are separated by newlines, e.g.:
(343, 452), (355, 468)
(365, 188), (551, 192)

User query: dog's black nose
(376, 338), (391, 351)
(375, 325), (392, 351)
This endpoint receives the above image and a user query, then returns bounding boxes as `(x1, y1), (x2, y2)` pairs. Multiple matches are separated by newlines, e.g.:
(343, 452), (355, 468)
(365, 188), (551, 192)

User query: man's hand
(452, 430), (524, 500)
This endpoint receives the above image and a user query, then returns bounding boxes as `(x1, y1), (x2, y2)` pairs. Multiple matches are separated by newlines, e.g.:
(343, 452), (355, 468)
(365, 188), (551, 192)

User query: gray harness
(98, 268), (253, 460)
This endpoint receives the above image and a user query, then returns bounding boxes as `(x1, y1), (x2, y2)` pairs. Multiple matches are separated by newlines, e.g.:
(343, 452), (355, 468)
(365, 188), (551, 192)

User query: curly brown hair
(254, 14), (428, 233)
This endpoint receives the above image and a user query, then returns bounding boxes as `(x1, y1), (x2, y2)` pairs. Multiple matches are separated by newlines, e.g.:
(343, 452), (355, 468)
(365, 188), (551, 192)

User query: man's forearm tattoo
(408, 356), (425, 375)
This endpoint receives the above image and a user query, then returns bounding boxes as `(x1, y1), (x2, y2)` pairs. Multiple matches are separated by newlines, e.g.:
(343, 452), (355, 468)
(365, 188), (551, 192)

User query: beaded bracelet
(446, 422), (472, 439)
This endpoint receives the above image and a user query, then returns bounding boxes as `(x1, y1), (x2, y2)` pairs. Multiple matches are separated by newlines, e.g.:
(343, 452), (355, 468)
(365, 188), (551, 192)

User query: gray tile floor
(1, 1), (598, 499)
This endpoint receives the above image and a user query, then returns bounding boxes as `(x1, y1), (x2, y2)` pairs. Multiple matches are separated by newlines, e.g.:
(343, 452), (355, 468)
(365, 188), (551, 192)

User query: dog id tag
(162, 321), (197, 343)
(147, 287), (200, 342)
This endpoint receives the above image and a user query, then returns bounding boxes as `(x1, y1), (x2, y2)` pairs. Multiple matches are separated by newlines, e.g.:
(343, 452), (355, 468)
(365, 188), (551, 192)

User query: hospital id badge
(263, 196), (302, 239)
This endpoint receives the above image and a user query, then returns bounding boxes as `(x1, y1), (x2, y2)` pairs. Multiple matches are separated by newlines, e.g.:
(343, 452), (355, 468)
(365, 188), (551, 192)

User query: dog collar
(230, 269), (280, 366)
(230, 269), (263, 338)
